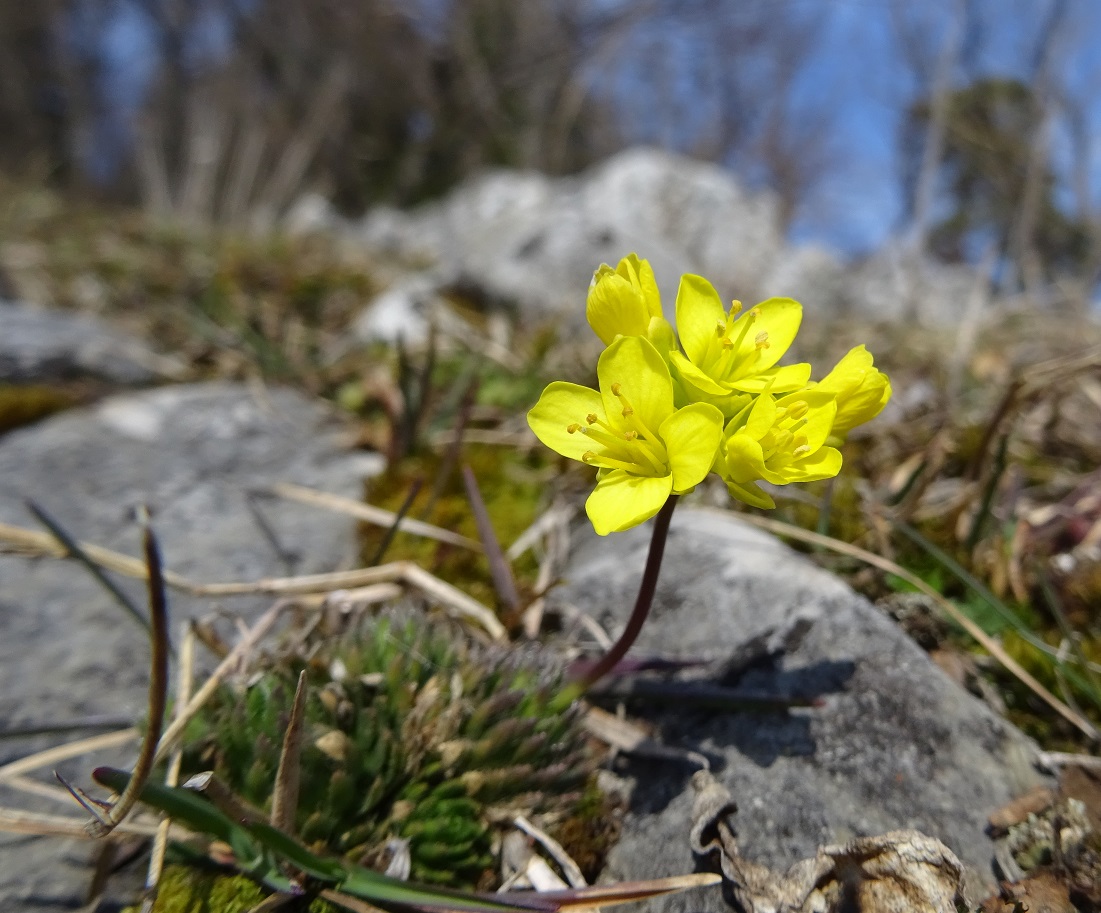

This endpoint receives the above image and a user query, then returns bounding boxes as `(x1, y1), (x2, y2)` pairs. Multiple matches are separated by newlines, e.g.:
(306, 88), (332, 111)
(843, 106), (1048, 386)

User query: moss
(0, 383), (76, 433)
(139, 863), (341, 911)
(128, 865), (339, 912)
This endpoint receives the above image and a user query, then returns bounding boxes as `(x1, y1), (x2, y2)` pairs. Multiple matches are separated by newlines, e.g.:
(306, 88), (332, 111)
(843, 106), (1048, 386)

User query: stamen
(786, 401), (808, 421)
(582, 451), (652, 474)
(772, 430), (794, 451)
(728, 308), (758, 353)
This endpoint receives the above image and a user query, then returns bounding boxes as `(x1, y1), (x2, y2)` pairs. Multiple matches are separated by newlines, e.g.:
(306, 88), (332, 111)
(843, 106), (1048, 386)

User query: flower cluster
(528, 254), (891, 535)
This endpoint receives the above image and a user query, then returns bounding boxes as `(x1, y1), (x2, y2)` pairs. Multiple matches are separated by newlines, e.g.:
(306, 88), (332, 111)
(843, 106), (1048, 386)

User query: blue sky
(93, 0), (1101, 259)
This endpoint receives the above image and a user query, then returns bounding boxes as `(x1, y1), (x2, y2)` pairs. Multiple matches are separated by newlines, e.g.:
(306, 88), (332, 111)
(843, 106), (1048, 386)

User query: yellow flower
(528, 335), (723, 535)
(668, 275), (812, 413)
(718, 390), (842, 509)
(812, 345), (892, 445)
(586, 254), (676, 355)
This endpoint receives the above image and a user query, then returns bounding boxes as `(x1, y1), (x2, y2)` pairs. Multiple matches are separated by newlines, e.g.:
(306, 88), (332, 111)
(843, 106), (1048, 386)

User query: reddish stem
(578, 495), (678, 689)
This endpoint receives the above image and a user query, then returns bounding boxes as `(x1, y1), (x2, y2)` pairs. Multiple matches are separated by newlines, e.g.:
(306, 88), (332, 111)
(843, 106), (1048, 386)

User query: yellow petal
(832, 372), (892, 438)
(647, 316), (678, 359)
(732, 297), (802, 373)
(675, 274), (726, 367)
(586, 471), (673, 535)
(660, 402), (724, 492)
(723, 433), (767, 485)
(783, 392), (836, 452)
(618, 253), (662, 320)
(744, 393), (777, 440)
(598, 336), (674, 437)
(728, 362), (812, 393)
(763, 446), (843, 484)
(816, 345), (874, 395)
(586, 271), (650, 345)
(527, 382), (603, 462)
(669, 350), (730, 396)
(726, 479), (775, 509)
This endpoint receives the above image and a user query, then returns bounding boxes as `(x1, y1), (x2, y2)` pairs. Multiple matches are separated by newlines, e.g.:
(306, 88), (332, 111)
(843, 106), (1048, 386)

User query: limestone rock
(351, 147), (1002, 332)
(549, 508), (1050, 908)
(0, 382), (381, 909)
(0, 299), (185, 385)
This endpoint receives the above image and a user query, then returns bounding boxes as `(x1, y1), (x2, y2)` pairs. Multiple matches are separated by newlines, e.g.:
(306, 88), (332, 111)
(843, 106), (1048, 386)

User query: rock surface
(351, 147), (991, 342)
(550, 508), (1050, 907)
(0, 299), (184, 384)
(0, 382), (381, 910)
(1, 388), (1049, 909)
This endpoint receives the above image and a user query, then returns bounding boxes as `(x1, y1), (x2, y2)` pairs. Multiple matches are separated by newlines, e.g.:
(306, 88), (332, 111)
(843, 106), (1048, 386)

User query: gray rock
(352, 148), (790, 340)
(0, 299), (186, 385)
(550, 508), (1048, 907)
(0, 382), (382, 909)
(351, 148), (1013, 333)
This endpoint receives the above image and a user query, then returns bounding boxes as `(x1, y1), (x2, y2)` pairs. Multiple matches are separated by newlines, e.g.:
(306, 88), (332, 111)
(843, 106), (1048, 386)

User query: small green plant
(183, 613), (597, 887)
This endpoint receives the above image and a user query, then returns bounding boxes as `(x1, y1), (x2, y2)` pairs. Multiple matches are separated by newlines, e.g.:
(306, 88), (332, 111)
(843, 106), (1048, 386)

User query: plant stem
(578, 495), (678, 689)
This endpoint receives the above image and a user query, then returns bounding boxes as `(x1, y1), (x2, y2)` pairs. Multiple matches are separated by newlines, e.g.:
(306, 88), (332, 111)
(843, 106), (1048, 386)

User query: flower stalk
(575, 495), (678, 688)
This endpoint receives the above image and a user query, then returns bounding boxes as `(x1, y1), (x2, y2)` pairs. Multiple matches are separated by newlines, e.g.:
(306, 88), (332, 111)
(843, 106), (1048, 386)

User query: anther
(611, 383), (622, 396)
(624, 430), (638, 441)
(787, 401), (808, 420)
(586, 413), (599, 424)
(792, 445), (810, 457)
(566, 423), (582, 434)
(716, 321), (727, 337)
(754, 331), (770, 350)
(581, 451), (596, 463)
(730, 300), (743, 315)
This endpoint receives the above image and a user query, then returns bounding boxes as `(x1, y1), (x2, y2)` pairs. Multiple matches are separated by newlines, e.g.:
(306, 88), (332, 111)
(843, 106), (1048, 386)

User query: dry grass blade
(582, 705), (709, 767)
(513, 815), (586, 888)
(507, 504), (574, 562)
(2, 774), (77, 805)
(520, 873), (722, 910)
(730, 510), (1099, 741)
(318, 890), (386, 913)
(145, 623), (197, 904)
(154, 600), (288, 764)
(0, 729), (137, 783)
(181, 771), (269, 826)
(0, 523), (504, 638)
(60, 513), (171, 836)
(0, 715), (136, 738)
(270, 670), (308, 833)
(25, 499), (149, 634)
(463, 465), (520, 613)
(271, 482), (482, 552)
(0, 808), (163, 839)
(398, 562), (506, 641)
